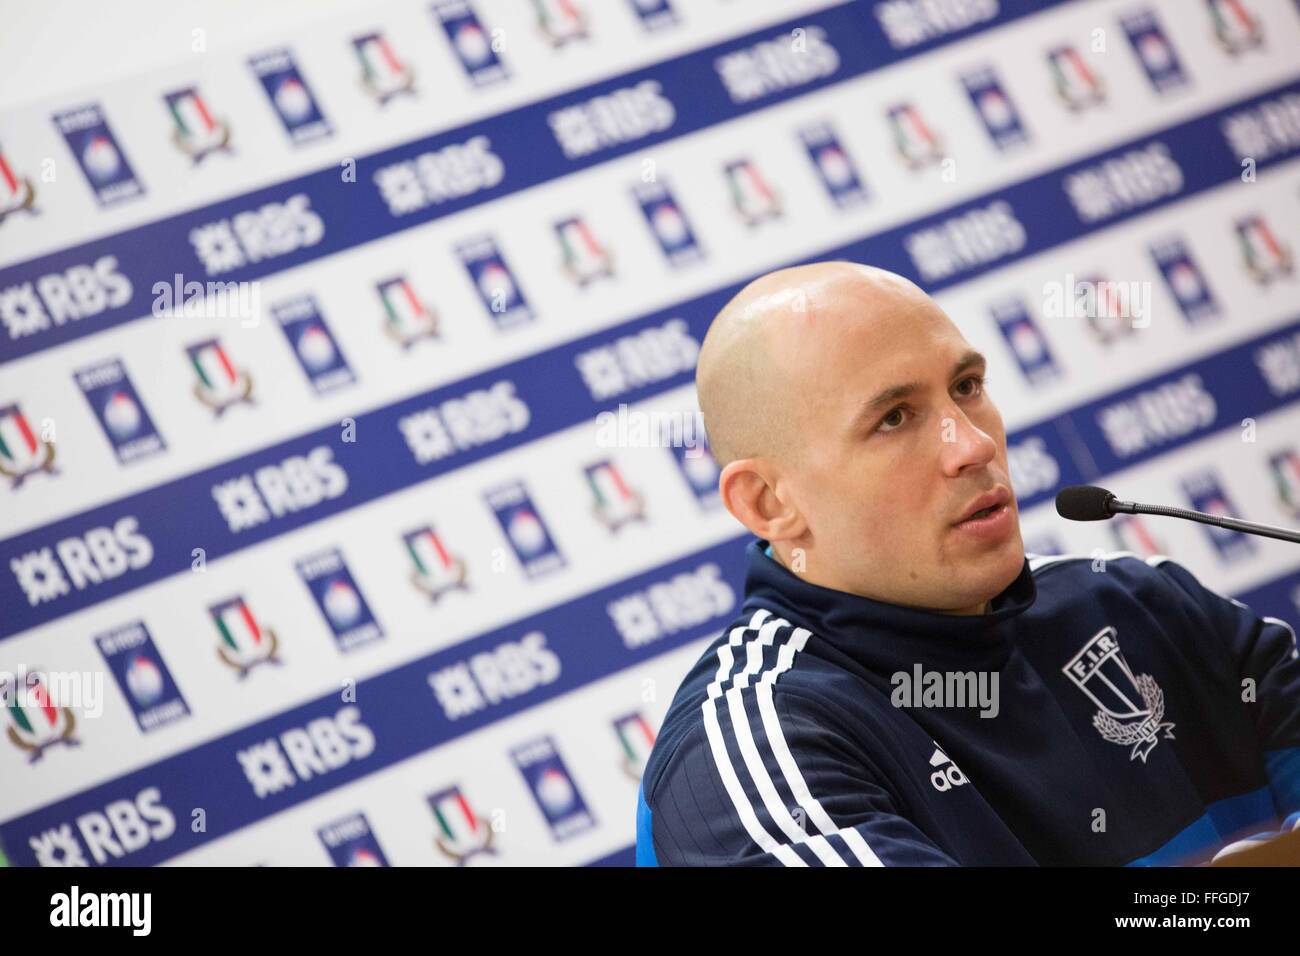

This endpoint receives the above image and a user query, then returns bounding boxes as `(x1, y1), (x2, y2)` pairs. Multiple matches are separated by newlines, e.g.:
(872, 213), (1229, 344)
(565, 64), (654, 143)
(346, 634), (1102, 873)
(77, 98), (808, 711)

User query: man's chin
(957, 534), (1026, 608)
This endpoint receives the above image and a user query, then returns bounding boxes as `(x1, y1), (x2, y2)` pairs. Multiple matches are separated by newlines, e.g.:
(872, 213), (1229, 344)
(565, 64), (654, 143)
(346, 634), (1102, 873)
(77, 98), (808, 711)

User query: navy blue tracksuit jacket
(636, 539), (1300, 865)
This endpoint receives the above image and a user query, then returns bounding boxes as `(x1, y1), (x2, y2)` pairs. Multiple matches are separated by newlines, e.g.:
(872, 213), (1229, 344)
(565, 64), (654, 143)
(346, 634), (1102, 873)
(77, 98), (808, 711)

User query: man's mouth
(952, 486), (1014, 526)
(948, 484), (1015, 545)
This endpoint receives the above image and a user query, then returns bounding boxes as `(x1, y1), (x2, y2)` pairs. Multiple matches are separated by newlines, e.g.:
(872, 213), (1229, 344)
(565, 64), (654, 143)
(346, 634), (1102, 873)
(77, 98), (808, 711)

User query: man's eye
(956, 375), (985, 397)
(878, 407), (907, 432)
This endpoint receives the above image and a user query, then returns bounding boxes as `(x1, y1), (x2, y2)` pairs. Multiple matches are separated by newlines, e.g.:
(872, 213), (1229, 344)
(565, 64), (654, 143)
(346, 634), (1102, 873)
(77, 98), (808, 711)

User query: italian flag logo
(210, 597), (281, 676)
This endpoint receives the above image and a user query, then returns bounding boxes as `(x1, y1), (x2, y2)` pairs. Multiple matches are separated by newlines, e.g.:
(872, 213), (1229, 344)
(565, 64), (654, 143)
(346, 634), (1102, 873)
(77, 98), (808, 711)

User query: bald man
(635, 261), (1300, 866)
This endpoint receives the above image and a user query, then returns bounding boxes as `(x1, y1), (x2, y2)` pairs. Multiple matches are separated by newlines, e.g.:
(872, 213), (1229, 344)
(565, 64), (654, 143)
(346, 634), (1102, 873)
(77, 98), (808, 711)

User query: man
(635, 261), (1300, 866)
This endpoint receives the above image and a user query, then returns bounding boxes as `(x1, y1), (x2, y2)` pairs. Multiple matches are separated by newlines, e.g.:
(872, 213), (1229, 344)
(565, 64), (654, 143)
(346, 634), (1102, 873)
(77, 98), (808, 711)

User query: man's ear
(719, 459), (806, 541)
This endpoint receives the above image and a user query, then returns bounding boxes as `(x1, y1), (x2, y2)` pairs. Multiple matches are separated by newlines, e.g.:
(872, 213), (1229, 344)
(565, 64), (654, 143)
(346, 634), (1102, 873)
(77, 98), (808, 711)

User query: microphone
(1054, 484), (1300, 544)
(1055, 485), (1118, 522)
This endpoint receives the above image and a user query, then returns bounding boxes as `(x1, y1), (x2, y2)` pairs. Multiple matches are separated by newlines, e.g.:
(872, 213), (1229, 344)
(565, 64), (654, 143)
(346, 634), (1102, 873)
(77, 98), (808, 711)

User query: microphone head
(1055, 485), (1116, 522)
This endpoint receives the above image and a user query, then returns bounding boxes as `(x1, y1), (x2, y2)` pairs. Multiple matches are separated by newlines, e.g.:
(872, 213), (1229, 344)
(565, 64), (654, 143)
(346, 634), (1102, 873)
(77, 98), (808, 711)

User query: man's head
(697, 261), (1024, 615)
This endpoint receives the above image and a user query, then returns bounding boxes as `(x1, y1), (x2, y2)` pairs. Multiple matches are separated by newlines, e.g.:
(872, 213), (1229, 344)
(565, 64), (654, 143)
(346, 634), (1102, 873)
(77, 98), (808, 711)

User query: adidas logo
(929, 744), (968, 792)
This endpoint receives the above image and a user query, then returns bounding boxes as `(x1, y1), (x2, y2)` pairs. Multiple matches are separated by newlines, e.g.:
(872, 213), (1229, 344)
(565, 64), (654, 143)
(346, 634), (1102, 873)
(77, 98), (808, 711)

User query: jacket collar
(744, 538), (1038, 669)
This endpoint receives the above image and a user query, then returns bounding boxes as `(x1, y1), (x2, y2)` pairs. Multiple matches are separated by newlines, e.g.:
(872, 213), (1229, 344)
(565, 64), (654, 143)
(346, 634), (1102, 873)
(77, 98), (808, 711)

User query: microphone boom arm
(1113, 498), (1300, 544)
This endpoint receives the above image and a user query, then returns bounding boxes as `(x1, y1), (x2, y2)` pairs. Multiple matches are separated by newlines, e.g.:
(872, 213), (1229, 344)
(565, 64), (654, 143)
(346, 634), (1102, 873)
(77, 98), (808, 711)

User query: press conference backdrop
(1, 0), (1299, 867)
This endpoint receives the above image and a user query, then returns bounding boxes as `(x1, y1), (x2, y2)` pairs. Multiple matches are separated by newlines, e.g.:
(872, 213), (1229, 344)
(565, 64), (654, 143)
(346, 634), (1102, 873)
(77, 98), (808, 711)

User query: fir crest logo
(2, 671), (79, 763)
(555, 216), (615, 286)
(209, 597), (282, 677)
(403, 525), (468, 601)
(0, 403), (58, 488)
(1047, 46), (1105, 111)
(613, 712), (656, 780)
(164, 87), (232, 162)
(377, 276), (439, 348)
(428, 785), (496, 864)
(1236, 215), (1293, 284)
(533, 0), (588, 47)
(585, 459), (645, 532)
(353, 33), (415, 104)
(186, 338), (254, 416)
(724, 158), (781, 226)
(1269, 448), (1300, 519)
(886, 103), (944, 168)
(0, 144), (37, 223)
(1063, 626), (1174, 762)
(1208, 0), (1264, 56)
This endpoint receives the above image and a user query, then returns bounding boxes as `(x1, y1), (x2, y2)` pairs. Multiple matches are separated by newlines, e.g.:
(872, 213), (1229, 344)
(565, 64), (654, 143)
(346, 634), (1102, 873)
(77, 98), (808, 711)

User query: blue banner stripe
(0, 0), (1071, 366)
(586, 844), (636, 867)
(0, 536), (748, 866)
(3, 544), (1296, 867)
(5, 80), (1300, 640)
(3, 306), (1297, 641)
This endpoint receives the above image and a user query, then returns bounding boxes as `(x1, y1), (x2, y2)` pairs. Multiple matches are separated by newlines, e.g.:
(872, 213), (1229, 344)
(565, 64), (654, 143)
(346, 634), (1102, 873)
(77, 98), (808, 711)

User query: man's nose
(938, 407), (997, 477)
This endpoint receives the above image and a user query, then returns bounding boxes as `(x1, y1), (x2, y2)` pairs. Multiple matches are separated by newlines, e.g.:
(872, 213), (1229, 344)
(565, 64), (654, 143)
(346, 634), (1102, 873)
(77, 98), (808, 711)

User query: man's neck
(937, 600), (992, 616)
(765, 542), (993, 616)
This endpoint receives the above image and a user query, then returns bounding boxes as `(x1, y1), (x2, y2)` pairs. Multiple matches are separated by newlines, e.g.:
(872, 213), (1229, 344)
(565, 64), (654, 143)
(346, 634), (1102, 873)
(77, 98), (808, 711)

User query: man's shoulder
(642, 604), (868, 802)
(1027, 548), (1194, 597)
(1024, 549), (1245, 646)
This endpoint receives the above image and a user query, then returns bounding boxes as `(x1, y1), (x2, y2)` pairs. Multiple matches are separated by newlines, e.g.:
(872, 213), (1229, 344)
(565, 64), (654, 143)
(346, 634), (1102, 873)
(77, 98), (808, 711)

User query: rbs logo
(27, 787), (175, 867)
(0, 255), (132, 339)
(10, 516), (153, 607)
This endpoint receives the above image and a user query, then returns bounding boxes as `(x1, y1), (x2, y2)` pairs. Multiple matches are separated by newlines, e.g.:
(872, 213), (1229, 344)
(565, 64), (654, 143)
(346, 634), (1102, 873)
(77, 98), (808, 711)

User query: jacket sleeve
(637, 690), (957, 866)
(1148, 556), (1300, 822)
